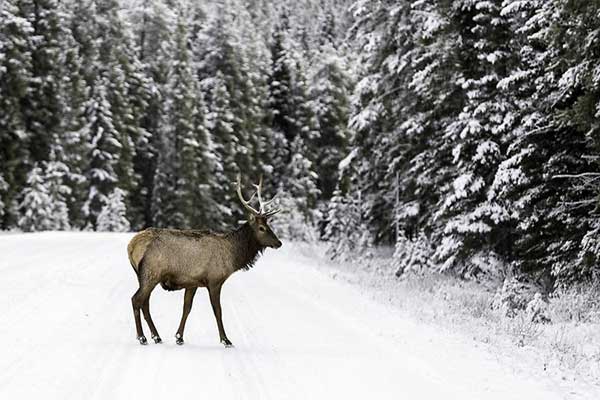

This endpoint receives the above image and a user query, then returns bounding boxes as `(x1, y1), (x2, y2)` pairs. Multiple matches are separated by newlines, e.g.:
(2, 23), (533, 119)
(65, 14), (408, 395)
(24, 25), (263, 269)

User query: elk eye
(259, 226), (266, 232)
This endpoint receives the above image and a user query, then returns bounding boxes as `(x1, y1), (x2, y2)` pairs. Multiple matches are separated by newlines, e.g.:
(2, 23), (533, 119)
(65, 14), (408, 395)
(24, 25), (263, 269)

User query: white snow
(338, 147), (358, 171)
(0, 232), (590, 399)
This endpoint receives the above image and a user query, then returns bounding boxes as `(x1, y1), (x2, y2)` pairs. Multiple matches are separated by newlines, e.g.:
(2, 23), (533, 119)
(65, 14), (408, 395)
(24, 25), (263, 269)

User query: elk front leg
(208, 284), (232, 347)
(175, 287), (197, 345)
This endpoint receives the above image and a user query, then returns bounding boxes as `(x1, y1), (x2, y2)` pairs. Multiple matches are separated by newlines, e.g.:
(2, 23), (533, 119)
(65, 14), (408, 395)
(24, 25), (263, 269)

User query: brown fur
(127, 217), (281, 346)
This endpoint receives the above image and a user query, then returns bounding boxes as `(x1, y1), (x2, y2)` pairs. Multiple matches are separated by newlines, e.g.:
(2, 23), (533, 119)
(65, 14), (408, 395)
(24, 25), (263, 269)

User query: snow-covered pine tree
(323, 186), (347, 257)
(309, 40), (352, 201)
(204, 71), (236, 224)
(188, 3), (234, 227)
(267, 12), (322, 231)
(433, 0), (515, 276)
(17, 162), (69, 232)
(273, 136), (321, 240)
(83, 76), (121, 229)
(544, 1), (600, 284)
(347, 0), (515, 274)
(44, 157), (71, 230)
(55, 4), (90, 230)
(97, 0), (144, 227)
(17, 165), (53, 232)
(388, 0), (460, 258)
(123, 58), (152, 231)
(487, 0), (557, 285)
(128, 0), (177, 228)
(267, 11), (295, 178)
(346, 0), (447, 257)
(347, 0), (417, 245)
(494, 0), (600, 286)
(152, 10), (217, 229)
(324, 149), (372, 261)
(69, 0), (148, 229)
(228, 2), (275, 181)
(0, 0), (33, 228)
(97, 188), (130, 232)
(150, 127), (177, 228)
(71, 0), (144, 228)
(196, 3), (260, 223)
(289, 59), (320, 169)
(17, 0), (69, 165)
(12, 3), (77, 236)
(192, 92), (222, 229)
(157, 12), (201, 228)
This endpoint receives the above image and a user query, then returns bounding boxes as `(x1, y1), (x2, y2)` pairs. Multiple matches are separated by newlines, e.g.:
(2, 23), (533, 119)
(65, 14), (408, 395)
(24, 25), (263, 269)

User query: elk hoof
(175, 333), (184, 345)
(221, 338), (233, 348)
(137, 336), (148, 345)
(152, 335), (162, 344)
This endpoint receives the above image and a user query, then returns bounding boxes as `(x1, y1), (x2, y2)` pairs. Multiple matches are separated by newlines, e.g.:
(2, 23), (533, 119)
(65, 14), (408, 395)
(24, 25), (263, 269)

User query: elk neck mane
(227, 222), (265, 271)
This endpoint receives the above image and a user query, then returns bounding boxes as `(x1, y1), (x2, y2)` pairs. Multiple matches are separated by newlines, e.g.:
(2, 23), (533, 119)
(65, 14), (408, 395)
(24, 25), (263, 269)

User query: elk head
(236, 175), (283, 249)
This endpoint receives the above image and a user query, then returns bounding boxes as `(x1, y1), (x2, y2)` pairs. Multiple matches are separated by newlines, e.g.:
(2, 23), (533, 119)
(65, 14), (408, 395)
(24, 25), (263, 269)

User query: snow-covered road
(0, 232), (581, 399)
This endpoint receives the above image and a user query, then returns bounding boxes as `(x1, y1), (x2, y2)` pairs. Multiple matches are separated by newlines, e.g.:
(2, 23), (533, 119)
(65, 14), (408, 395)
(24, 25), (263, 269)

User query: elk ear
(248, 213), (256, 222)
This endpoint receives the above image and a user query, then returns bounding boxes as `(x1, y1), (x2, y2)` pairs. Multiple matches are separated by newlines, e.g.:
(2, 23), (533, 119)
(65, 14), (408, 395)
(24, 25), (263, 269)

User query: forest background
(2, 0), (600, 293)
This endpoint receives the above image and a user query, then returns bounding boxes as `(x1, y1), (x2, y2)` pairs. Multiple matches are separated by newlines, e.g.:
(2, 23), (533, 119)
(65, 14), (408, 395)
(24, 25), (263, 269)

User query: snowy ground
(0, 232), (596, 399)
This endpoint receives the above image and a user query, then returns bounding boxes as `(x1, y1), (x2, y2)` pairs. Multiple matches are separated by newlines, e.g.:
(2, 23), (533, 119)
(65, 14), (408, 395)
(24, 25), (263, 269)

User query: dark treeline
(340, 0), (600, 289)
(2, 0), (600, 290)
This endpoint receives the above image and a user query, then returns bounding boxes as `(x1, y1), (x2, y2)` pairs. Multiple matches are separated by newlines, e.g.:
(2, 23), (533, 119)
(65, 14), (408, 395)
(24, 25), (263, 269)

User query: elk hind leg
(142, 293), (161, 344)
(132, 273), (157, 345)
(132, 287), (148, 345)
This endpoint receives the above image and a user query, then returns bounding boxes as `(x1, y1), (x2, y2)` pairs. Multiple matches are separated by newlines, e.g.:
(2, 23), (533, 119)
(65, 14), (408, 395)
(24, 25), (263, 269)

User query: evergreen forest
(2, 0), (600, 290)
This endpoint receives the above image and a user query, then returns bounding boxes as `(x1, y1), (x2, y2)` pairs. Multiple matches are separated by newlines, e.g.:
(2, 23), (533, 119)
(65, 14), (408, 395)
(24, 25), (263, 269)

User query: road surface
(0, 232), (581, 399)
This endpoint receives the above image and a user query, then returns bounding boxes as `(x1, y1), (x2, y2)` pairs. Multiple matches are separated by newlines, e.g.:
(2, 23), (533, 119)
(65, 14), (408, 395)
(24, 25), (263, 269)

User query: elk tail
(127, 239), (140, 277)
(127, 230), (154, 277)
(128, 253), (140, 277)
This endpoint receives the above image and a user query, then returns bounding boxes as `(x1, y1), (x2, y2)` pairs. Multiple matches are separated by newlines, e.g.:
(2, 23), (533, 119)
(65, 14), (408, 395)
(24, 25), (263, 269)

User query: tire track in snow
(221, 298), (271, 400)
(224, 282), (307, 400)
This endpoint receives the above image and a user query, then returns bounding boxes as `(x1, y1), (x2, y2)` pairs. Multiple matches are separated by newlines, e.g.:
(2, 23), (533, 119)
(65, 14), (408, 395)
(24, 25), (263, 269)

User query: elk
(127, 175), (282, 346)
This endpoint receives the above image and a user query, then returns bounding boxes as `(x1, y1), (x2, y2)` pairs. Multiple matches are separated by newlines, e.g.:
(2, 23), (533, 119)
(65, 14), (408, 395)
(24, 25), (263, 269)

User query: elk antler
(236, 174), (260, 215)
(236, 174), (281, 217)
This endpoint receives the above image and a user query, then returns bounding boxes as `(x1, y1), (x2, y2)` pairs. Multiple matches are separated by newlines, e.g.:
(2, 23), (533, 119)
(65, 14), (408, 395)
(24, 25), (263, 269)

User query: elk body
(127, 176), (282, 346)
